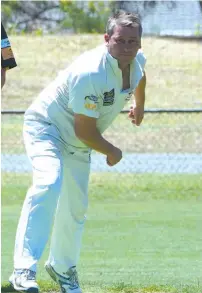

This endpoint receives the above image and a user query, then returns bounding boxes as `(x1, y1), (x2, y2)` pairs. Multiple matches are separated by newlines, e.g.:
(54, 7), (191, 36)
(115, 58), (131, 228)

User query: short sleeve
(1, 23), (17, 70)
(68, 72), (101, 119)
(136, 50), (146, 71)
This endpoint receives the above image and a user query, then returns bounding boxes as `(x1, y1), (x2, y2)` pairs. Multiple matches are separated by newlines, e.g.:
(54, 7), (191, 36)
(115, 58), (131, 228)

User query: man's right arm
(74, 113), (122, 166)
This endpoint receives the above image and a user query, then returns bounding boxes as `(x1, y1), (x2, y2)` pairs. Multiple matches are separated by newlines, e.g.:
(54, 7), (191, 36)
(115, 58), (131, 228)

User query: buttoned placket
(105, 49), (135, 95)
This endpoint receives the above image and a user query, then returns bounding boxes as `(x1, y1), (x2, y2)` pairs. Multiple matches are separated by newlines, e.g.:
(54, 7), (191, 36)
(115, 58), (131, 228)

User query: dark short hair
(106, 10), (142, 38)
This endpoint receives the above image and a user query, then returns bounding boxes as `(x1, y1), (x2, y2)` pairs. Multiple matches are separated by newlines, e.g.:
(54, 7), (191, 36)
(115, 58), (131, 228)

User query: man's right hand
(107, 147), (122, 166)
(74, 114), (122, 166)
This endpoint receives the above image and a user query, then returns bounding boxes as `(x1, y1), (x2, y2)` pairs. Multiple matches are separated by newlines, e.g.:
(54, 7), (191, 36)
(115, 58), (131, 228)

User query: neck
(118, 61), (130, 71)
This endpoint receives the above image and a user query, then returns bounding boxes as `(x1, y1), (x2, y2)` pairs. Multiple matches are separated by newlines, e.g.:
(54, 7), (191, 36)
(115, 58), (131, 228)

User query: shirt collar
(105, 46), (120, 71)
(104, 45), (136, 73)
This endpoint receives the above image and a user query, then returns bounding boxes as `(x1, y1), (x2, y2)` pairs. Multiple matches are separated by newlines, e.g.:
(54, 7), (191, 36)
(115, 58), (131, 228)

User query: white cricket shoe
(9, 269), (39, 292)
(45, 263), (82, 293)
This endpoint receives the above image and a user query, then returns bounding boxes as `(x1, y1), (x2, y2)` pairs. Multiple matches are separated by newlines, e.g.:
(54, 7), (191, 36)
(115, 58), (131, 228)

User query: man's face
(105, 25), (141, 64)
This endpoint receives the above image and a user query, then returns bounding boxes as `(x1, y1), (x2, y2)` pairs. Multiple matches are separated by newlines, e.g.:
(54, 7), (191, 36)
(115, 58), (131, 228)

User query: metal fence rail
(2, 109), (202, 114)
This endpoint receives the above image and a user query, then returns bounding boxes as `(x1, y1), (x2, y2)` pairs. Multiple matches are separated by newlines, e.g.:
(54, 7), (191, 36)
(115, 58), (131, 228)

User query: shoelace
(63, 268), (79, 287)
(25, 270), (36, 280)
(16, 269), (36, 280)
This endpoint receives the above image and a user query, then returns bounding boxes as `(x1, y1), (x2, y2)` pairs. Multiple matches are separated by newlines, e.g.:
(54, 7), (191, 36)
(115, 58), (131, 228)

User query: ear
(104, 33), (110, 44)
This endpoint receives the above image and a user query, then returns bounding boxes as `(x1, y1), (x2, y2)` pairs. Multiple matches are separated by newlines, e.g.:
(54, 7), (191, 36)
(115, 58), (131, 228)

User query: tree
(1, 0), (114, 33)
(59, 1), (114, 33)
(199, 0), (202, 12)
(1, 1), (62, 32)
(1, 0), (202, 33)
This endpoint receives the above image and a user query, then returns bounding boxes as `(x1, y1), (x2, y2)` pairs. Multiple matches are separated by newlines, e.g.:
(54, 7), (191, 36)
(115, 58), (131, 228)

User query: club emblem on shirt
(103, 89), (115, 106)
(84, 94), (98, 110)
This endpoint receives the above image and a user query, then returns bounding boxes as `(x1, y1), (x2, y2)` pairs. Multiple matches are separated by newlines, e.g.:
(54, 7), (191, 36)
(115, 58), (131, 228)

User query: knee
(31, 172), (62, 205)
(72, 201), (88, 224)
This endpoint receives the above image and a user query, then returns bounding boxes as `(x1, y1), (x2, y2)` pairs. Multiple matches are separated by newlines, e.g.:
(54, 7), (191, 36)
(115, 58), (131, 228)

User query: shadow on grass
(1, 281), (58, 293)
(1, 283), (15, 292)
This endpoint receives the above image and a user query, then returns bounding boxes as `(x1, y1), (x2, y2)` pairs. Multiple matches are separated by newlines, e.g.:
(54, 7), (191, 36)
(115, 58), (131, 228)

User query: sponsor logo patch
(1, 47), (14, 60)
(84, 94), (98, 111)
(85, 95), (98, 103)
(85, 103), (97, 110)
(103, 89), (115, 106)
(1, 38), (10, 49)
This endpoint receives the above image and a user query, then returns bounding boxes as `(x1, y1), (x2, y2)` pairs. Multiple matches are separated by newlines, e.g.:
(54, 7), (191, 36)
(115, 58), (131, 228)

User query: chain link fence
(1, 0), (202, 197)
(2, 110), (202, 198)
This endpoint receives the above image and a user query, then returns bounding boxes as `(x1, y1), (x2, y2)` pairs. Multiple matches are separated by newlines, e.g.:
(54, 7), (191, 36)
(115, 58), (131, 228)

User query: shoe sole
(45, 263), (58, 283)
(45, 264), (66, 293)
(9, 279), (39, 293)
(45, 264), (81, 292)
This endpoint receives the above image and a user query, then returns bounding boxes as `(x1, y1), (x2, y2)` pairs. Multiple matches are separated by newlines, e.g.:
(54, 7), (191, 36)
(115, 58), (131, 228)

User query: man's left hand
(128, 104), (144, 126)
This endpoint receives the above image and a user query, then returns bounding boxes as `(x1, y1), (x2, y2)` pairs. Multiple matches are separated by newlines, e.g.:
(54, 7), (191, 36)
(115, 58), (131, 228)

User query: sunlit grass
(1, 35), (202, 110)
(1, 173), (202, 292)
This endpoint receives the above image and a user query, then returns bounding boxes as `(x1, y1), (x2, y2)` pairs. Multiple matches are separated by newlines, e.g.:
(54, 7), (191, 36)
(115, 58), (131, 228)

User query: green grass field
(1, 35), (202, 292)
(1, 173), (202, 293)
(1, 35), (202, 154)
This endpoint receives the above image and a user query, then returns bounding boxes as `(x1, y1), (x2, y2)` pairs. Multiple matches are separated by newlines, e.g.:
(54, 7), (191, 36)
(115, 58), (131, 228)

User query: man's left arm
(129, 71), (146, 126)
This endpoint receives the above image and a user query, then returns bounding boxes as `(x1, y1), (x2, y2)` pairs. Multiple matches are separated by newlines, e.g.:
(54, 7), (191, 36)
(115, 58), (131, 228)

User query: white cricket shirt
(25, 45), (146, 149)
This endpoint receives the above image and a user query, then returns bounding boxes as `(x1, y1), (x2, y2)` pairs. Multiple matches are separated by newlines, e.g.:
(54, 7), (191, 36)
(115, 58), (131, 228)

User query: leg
(14, 121), (63, 272)
(47, 149), (90, 275)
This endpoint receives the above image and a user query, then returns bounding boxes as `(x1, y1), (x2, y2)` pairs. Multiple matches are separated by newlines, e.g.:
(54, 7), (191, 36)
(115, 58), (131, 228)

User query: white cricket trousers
(14, 119), (90, 275)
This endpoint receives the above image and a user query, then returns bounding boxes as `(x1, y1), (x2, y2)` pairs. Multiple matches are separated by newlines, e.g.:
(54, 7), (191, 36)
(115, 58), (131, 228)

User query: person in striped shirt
(1, 22), (17, 88)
